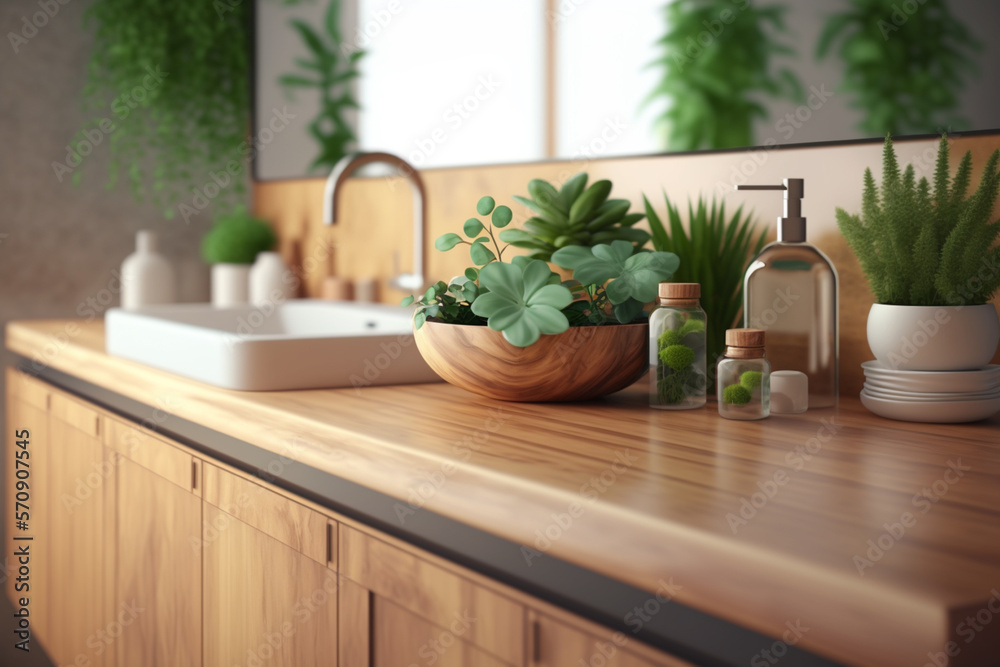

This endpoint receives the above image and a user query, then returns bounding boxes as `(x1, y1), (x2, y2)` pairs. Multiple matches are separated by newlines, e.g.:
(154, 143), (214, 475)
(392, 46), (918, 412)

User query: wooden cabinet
(3, 372), (703, 667)
(338, 524), (525, 667)
(201, 463), (337, 666)
(107, 418), (203, 667)
(528, 610), (694, 667)
(4, 371), (51, 650)
(40, 385), (110, 666)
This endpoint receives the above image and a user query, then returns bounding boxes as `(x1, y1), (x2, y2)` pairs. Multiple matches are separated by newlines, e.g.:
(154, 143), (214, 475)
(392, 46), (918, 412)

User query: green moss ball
(679, 318), (705, 336)
(723, 383), (752, 405)
(657, 329), (682, 348)
(740, 371), (763, 390)
(659, 344), (694, 371)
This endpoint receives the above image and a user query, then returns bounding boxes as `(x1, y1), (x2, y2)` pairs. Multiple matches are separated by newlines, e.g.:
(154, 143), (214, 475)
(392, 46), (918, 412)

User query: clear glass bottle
(649, 283), (707, 409)
(738, 179), (838, 408)
(717, 328), (770, 420)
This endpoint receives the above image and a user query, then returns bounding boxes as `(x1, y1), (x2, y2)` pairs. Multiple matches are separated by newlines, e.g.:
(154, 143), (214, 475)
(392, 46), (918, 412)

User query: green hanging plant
(817, 0), (980, 136)
(644, 0), (803, 151)
(280, 0), (365, 174)
(74, 0), (254, 217)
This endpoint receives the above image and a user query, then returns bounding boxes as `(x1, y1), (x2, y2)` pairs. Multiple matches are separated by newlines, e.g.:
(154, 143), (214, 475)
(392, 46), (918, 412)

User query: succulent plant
(499, 173), (649, 261)
(551, 240), (680, 325)
(470, 260), (572, 347)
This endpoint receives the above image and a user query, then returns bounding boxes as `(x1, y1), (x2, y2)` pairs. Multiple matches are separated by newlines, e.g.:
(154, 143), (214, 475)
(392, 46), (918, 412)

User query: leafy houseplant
(836, 135), (1000, 371)
(406, 188), (681, 401)
(202, 210), (278, 308)
(280, 0), (365, 174)
(407, 196), (679, 347)
(645, 194), (766, 388)
(644, 0), (803, 151)
(497, 173), (649, 261)
(77, 0), (253, 215)
(817, 0), (979, 137)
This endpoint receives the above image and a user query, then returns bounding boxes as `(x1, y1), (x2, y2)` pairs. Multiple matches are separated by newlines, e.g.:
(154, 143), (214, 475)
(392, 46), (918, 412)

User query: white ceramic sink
(105, 300), (440, 391)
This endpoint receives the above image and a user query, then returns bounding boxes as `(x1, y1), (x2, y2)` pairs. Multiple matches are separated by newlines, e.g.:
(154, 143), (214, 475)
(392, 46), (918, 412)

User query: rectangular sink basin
(105, 300), (441, 391)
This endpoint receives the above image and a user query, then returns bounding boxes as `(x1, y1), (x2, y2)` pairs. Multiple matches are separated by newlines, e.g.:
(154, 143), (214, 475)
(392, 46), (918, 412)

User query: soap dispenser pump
(735, 178), (838, 407)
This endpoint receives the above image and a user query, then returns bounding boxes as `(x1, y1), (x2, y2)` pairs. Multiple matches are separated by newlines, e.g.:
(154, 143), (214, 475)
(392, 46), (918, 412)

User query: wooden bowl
(414, 320), (649, 402)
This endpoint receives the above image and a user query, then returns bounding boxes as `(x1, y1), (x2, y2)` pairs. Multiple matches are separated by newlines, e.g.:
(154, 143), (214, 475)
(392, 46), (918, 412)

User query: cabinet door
(529, 611), (694, 667)
(202, 464), (336, 666)
(4, 371), (51, 650)
(44, 390), (109, 667)
(109, 418), (203, 667)
(339, 525), (525, 667)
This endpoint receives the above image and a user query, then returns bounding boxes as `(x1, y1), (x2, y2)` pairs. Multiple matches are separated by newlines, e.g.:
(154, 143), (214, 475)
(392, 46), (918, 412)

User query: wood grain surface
(414, 320), (649, 402)
(7, 320), (1000, 667)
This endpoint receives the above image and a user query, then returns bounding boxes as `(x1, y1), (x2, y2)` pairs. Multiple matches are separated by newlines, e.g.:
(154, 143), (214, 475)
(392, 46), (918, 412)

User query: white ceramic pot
(867, 303), (1000, 371)
(249, 252), (295, 306)
(211, 263), (251, 307)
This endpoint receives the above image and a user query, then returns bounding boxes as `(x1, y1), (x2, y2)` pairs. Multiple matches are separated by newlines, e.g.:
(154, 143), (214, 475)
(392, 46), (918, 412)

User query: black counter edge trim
(19, 363), (844, 667)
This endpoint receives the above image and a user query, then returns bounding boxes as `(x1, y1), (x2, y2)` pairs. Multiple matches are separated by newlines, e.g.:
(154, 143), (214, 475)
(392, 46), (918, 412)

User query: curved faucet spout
(323, 152), (427, 292)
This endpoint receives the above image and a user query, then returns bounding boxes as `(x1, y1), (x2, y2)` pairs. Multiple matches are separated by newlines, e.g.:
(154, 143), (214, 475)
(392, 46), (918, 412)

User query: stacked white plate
(860, 361), (1000, 423)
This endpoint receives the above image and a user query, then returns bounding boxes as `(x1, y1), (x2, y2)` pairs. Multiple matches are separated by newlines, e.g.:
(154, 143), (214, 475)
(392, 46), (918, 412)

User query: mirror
(253, 0), (1000, 181)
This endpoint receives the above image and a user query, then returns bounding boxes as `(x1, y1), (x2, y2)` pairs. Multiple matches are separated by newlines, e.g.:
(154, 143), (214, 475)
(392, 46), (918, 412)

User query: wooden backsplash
(254, 134), (1000, 397)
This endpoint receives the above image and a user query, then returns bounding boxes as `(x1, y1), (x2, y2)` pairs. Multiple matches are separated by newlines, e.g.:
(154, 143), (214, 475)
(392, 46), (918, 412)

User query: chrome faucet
(323, 152), (427, 292)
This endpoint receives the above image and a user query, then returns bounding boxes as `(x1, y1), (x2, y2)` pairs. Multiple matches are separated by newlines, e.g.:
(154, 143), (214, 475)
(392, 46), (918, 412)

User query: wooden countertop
(7, 320), (1000, 667)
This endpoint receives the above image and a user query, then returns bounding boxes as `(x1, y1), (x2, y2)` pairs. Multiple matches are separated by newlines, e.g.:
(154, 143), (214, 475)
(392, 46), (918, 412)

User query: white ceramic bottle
(120, 230), (176, 309)
(249, 251), (294, 306)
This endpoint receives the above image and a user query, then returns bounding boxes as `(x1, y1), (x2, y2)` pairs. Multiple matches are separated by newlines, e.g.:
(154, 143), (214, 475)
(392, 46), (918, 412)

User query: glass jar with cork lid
(717, 328), (770, 420)
(649, 283), (707, 409)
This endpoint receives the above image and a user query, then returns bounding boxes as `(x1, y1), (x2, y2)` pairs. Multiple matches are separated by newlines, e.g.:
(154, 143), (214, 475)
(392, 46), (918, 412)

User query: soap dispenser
(735, 179), (838, 407)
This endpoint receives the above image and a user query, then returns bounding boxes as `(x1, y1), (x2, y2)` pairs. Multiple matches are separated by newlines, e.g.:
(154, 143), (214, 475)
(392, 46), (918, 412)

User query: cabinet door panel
(203, 504), (337, 666)
(4, 391), (50, 648)
(531, 612), (694, 667)
(45, 407), (108, 666)
(202, 463), (329, 565)
(106, 418), (193, 491)
(373, 597), (512, 667)
(116, 457), (202, 667)
(340, 525), (524, 664)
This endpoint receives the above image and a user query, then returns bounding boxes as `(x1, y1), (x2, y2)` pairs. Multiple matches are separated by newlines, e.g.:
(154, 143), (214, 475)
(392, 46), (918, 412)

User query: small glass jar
(649, 283), (707, 409)
(717, 328), (770, 420)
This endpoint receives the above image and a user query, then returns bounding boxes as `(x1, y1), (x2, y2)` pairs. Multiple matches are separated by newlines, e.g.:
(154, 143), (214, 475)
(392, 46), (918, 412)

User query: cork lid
(658, 282), (700, 300)
(725, 328), (766, 348)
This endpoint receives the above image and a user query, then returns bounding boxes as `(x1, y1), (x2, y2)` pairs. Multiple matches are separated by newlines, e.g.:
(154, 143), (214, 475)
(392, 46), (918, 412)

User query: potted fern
(405, 179), (680, 402)
(836, 136), (1000, 371)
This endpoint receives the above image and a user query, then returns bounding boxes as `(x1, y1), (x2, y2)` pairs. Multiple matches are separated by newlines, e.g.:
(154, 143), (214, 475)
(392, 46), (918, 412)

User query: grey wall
(0, 0), (243, 424)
